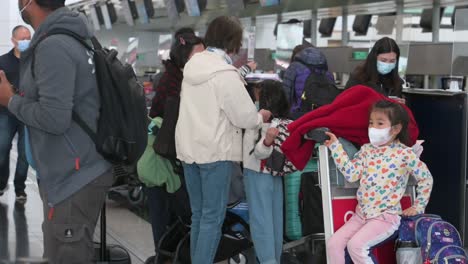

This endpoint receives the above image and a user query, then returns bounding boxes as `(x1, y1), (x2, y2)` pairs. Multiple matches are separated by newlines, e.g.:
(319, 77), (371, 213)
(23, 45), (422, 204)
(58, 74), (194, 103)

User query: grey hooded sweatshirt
(8, 7), (111, 206)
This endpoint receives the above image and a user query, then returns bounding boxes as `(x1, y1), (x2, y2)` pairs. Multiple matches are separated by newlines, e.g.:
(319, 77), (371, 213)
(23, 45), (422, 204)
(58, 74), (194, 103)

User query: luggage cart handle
(318, 145), (334, 263)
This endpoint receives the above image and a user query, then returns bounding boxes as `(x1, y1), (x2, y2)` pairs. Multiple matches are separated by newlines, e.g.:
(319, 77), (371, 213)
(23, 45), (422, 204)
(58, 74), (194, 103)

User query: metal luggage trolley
(317, 144), (417, 263)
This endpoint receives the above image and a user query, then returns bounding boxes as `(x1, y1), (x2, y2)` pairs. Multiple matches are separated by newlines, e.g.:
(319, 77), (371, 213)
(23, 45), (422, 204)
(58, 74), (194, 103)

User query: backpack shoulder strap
(72, 111), (97, 143)
(31, 28), (95, 79)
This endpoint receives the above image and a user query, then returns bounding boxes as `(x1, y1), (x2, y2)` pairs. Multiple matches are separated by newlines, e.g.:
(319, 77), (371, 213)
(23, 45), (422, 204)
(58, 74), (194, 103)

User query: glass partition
(275, 22), (304, 62)
(253, 14), (277, 72)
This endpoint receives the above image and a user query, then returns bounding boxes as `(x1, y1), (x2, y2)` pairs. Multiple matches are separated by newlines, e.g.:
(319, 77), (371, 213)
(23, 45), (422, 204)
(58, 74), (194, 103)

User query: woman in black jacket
(345, 37), (404, 99)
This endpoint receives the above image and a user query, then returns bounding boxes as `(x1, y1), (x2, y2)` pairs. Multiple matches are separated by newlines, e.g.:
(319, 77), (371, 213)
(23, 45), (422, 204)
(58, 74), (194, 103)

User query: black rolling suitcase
(300, 171), (324, 235)
(95, 204), (132, 264)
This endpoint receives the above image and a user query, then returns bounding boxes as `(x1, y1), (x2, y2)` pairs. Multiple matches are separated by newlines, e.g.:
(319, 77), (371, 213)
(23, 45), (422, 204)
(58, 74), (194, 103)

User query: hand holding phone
(0, 71), (14, 106)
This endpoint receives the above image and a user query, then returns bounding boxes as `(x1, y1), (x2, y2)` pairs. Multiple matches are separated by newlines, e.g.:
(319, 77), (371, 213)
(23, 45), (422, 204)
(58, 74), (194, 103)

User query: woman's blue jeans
(182, 161), (233, 264)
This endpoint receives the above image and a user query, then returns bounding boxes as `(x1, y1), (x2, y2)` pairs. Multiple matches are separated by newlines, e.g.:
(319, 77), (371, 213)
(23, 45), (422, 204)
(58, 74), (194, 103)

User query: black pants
(0, 110), (28, 193)
(145, 186), (170, 253)
(40, 170), (113, 264)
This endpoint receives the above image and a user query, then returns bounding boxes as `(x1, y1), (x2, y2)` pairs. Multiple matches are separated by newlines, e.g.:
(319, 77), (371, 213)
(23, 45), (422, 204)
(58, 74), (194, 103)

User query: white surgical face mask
(368, 127), (392, 147)
(20, 0), (32, 13)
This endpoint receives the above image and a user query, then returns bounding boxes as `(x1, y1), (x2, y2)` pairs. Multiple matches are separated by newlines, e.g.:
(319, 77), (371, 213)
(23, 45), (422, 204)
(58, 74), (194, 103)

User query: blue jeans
(0, 109), (28, 193)
(244, 169), (283, 264)
(183, 161), (232, 264)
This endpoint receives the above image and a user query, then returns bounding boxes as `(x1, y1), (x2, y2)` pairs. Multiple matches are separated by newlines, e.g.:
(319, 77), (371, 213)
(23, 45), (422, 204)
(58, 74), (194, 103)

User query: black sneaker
(15, 191), (27, 202)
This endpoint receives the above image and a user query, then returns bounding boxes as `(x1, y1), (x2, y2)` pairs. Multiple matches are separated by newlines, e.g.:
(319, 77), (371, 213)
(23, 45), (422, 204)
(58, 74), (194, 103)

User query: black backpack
(32, 29), (147, 165)
(296, 60), (341, 113)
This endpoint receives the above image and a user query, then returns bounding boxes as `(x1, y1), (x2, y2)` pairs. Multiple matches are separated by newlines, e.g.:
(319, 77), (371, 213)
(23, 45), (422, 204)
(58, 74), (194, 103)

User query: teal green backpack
(137, 117), (181, 193)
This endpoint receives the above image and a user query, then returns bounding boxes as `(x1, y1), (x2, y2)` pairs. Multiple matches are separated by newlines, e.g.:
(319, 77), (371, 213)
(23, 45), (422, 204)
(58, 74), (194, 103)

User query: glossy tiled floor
(0, 141), (236, 264)
(0, 142), (154, 264)
(0, 177), (45, 263)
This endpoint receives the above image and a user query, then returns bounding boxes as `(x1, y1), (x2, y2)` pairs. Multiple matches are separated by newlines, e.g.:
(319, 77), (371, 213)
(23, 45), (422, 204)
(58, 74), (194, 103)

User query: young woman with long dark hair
(345, 37), (403, 98)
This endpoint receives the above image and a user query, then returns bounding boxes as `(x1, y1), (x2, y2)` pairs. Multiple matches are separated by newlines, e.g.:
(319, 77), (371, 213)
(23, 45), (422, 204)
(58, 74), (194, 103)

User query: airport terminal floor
(0, 140), (243, 264)
(0, 139), (155, 264)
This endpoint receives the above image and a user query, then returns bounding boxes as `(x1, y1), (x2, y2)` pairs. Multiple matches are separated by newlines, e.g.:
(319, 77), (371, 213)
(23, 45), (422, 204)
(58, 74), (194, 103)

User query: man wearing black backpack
(0, 0), (113, 262)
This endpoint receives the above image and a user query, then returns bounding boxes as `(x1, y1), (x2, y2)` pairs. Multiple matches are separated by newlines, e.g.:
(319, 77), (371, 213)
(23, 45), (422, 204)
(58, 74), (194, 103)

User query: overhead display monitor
(136, 0), (149, 24)
(121, 0), (135, 26)
(319, 17), (337, 37)
(184, 0), (201, 16)
(88, 6), (100, 31)
(260, 0), (280, 7)
(165, 0), (180, 22)
(227, 0), (245, 12)
(144, 0), (155, 18)
(100, 4), (113, 30)
(420, 7), (444, 32)
(128, 0), (139, 19)
(353, 15), (372, 36)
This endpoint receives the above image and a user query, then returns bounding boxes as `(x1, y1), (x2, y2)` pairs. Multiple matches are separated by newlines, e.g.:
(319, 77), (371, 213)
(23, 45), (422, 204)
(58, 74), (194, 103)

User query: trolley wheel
(228, 253), (248, 264)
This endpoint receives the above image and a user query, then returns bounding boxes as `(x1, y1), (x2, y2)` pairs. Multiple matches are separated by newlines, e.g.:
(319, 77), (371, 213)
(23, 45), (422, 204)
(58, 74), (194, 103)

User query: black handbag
(153, 96), (180, 160)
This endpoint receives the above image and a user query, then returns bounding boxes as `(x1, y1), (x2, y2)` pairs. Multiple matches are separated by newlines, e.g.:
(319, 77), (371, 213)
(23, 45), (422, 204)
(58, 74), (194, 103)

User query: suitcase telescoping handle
(100, 204), (109, 261)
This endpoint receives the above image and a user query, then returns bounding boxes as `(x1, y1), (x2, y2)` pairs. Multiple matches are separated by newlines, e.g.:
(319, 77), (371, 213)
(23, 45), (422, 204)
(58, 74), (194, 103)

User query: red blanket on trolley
(281, 85), (419, 170)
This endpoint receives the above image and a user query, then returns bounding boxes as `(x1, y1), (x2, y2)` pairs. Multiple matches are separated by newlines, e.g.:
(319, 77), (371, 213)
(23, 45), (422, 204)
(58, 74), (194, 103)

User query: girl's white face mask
(368, 127), (392, 147)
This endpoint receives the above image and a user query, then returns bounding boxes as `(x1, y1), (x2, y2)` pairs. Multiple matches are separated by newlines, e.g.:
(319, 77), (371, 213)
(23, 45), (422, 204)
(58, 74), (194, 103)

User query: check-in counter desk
(404, 89), (468, 243)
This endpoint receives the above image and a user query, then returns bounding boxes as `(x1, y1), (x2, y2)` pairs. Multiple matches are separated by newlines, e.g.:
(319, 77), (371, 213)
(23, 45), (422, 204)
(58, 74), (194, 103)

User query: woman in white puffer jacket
(175, 16), (271, 264)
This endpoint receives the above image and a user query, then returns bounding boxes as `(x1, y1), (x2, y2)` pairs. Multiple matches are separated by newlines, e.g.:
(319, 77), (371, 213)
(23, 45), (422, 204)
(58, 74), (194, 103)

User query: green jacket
(137, 117), (181, 193)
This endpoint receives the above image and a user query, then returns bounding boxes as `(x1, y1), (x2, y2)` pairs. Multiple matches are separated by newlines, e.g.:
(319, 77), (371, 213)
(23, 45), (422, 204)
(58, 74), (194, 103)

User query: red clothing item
(149, 60), (183, 118)
(281, 85), (419, 170)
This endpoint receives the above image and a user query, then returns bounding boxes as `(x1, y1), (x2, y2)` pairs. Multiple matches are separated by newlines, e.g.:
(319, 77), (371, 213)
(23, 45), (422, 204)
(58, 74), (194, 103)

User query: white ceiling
(65, 0), (468, 32)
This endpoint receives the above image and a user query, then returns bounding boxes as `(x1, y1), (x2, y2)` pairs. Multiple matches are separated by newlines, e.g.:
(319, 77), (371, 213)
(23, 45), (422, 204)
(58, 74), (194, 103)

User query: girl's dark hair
(354, 37), (401, 95)
(36, 0), (65, 10)
(204, 16), (243, 55)
(371, 100), (410, 146)
(259, 80), (290, 119)
(290, 43), (313, 62)
(169, 28), (205, 69)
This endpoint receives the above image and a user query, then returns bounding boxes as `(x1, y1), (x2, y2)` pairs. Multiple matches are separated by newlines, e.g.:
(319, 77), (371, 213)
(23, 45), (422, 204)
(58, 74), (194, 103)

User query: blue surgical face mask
(17, 39), (30, 52)
(377, 60), (396, 75)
